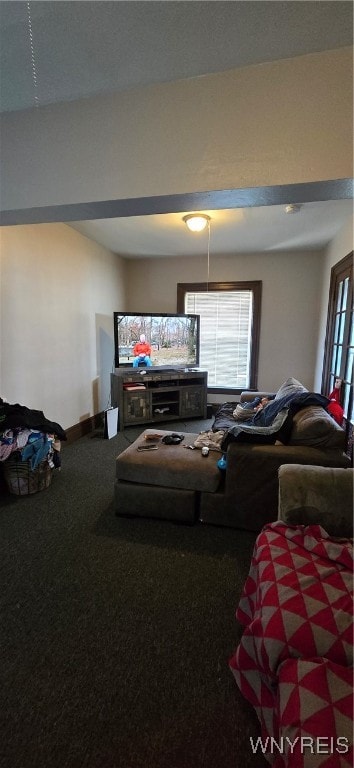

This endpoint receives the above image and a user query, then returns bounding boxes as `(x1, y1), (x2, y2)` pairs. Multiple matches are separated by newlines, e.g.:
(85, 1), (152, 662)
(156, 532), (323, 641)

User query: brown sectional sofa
(114, 378), (351, 531)
(199, 379), (351, 531)
(199, 439), (351, 531)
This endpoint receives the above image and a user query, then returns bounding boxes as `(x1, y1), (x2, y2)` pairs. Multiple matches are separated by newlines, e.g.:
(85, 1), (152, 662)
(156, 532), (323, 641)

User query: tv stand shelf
(111, 369), (208, 430)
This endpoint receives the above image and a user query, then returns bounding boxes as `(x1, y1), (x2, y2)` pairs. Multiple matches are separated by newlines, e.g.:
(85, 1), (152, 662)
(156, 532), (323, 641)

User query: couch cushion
(116, 430), (221, 492)
(274, 376), (308, 400)
(289, 405), (345, 448)
(278, 464), (353, 537)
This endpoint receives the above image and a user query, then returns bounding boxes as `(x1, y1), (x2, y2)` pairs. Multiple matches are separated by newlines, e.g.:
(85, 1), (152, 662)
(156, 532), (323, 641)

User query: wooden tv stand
(111, 369), (208, 431)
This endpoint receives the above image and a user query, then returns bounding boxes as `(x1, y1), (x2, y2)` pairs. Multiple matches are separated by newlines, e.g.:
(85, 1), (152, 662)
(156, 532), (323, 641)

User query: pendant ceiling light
(183, 213), (212, 288)
(183, 214), (211, 232)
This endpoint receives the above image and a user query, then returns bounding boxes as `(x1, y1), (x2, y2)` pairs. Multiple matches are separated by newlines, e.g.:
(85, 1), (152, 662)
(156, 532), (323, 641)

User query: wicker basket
(3, 456), (53, 496)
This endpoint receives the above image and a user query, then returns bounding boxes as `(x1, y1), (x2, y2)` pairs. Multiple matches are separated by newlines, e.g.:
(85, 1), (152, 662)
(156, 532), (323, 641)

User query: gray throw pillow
(274, 377), (308, 400)
(278, 464), (353, 537)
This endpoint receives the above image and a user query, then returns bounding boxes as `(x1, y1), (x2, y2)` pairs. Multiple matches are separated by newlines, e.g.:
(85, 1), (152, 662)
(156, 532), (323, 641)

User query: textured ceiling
(0, 1), (352, 113)
(69, 200), (354, 258)
(1, 1), (352, 256)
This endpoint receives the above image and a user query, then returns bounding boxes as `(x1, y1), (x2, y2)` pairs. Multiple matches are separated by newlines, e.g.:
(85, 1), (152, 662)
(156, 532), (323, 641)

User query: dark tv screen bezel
(113, 311), (200, 369)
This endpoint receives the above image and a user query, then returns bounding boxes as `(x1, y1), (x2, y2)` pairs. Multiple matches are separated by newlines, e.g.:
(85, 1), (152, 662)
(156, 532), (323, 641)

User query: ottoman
(114, 429), (221, 523)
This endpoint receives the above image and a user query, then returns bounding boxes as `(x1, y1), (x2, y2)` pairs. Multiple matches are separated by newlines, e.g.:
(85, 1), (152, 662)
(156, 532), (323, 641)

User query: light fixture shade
(183, 214), (211, 232)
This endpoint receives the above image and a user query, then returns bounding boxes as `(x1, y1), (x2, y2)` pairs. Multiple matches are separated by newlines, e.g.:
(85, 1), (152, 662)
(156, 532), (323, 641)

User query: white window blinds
(185, 291), (253, 387)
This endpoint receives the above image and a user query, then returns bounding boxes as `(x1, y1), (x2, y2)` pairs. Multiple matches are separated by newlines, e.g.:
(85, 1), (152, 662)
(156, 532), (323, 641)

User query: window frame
(322, 251), (353, 428)
(177, 280), (262, 393)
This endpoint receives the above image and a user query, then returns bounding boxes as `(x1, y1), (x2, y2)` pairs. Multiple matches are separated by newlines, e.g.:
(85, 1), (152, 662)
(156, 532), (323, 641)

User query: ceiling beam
(1, 178), (353, 227)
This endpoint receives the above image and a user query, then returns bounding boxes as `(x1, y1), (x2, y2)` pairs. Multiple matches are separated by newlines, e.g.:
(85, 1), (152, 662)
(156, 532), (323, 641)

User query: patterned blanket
(229, 522), (353, 767)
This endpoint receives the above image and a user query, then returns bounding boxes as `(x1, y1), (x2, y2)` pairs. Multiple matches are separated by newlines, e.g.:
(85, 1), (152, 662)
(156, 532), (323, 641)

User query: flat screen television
(114, 312), (200, 369)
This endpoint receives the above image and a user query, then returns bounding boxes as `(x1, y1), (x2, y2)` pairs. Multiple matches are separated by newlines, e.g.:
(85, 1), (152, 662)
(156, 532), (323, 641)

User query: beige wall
(1, 48), (352, 212)
(125, 249), (324, 395)
(0, 224), (126, 430)
(1, 217), (351, 428)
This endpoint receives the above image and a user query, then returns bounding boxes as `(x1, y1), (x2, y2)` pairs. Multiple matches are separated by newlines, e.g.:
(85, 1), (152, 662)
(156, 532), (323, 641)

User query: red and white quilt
(229, 522), (353, 767)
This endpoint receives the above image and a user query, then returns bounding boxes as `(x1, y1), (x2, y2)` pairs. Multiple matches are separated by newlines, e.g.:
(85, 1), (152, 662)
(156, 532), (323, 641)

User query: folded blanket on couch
(213, 392), (329, 449)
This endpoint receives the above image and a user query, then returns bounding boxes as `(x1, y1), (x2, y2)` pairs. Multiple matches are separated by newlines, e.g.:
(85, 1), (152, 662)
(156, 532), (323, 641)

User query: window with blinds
(177, 281), (262, 390)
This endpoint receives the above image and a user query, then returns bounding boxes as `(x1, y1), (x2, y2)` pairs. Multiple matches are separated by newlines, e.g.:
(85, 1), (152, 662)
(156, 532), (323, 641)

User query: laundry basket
(3, 455), (53, 496)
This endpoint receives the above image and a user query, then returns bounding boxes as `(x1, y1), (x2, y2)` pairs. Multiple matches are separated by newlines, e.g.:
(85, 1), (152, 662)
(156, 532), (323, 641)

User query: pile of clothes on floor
(0, 399), (67, 472)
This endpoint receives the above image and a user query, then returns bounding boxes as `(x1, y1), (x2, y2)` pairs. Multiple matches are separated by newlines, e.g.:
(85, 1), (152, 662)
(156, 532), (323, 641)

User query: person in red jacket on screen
(133, 334), (152, 367)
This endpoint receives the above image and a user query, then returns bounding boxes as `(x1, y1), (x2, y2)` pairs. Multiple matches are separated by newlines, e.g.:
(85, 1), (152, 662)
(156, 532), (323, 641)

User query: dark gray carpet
(0, 418), (267, 768)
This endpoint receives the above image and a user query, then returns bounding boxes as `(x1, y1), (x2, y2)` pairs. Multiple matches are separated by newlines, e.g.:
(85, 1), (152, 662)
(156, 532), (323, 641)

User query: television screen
(114, 312), (200, 369)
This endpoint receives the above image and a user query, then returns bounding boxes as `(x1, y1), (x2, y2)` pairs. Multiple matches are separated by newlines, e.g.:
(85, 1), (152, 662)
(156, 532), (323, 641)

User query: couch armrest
(240, 391), (276, 403)
(278, 464), (353, 537)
